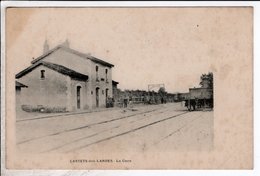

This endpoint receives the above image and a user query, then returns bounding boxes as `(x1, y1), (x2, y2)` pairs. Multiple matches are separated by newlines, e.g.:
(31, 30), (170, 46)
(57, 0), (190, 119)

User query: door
(105, 89), (108, 100)
(105, 89), (109, 107)
(96, 87), (99, 108)
(77, 86), (81, 109)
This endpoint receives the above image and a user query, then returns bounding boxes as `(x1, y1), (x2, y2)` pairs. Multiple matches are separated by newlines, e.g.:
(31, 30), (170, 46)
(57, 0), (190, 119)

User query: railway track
(66, 112), (190, 153)
(17, 106), (168, 145)
(42, 111), (190, 153)
(16, 104), (208, 154)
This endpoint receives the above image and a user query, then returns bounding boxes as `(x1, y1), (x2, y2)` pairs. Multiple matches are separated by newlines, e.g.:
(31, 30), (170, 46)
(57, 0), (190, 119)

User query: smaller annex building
(15, 40), (118, 112)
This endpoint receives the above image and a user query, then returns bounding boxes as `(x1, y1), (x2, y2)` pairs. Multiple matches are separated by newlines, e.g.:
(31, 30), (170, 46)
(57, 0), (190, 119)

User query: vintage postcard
(3, 7), (253, 170)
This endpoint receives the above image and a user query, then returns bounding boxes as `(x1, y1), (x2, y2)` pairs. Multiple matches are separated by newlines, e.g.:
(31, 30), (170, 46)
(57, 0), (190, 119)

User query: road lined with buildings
(16, 103), (213, 153)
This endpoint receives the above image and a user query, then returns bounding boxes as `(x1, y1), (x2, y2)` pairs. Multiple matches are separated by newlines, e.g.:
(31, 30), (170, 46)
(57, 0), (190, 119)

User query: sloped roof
(112, 80), (119, 85)
(16, 61), (88, 80)
(31, 45), (114, 67)
(15, 81), (28, 88)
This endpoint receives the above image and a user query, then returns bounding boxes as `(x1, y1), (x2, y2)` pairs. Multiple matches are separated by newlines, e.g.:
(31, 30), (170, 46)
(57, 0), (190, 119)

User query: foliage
(21, 105), (67, 113)
(158, 87), (167, 94)
(199, 72), (213, 89)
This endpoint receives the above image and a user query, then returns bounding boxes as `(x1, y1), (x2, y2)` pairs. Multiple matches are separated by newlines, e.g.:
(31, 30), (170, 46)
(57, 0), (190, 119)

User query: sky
(6, 8), (217, 93)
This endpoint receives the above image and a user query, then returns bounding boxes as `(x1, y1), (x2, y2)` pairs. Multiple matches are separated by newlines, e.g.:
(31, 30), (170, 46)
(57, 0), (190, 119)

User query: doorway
(105, 89), (109, 100)
(105, 89), (109, 107)
(96, 87), (99, 108)
(77, 86), (81, 109)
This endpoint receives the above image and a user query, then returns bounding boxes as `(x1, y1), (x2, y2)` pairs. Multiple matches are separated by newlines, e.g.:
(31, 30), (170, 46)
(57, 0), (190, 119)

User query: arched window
(96, 65), (99, 81)
(105, 69), (108, 82)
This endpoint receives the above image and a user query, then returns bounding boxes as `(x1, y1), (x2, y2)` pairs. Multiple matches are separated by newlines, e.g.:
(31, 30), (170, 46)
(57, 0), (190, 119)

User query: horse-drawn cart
(184, 87), (213, 111)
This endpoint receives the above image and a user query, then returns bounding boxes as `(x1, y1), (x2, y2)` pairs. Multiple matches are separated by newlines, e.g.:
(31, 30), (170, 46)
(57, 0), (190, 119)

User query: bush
(21, 105), (67, 113)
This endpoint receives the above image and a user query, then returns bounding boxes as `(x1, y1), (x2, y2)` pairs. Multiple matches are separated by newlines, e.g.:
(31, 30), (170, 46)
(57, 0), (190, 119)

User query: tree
(158, 87), (167, 96)
(200, 72), (213, 89)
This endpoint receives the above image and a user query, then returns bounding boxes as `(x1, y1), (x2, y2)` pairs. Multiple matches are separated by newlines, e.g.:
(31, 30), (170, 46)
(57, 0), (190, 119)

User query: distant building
(112, 80), (119, 101)
(15, 81), (28, 111)
(188, 73), (213, 100)
(15, 40), (118, 112)
(15, 81), (28, 94)
(184, 73), (214, 110)
(179, 92), (190, 101)
(189, 88), (213, 100)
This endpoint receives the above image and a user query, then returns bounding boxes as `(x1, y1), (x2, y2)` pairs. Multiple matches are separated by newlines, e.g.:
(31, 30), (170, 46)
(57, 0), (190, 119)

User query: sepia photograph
(15, 39), (214, 154)
(3, 6), (253, 170)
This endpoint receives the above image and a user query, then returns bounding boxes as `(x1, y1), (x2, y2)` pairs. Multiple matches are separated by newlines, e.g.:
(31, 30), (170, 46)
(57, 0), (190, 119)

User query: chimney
(63, 39), (70, 48)
(43, 40), (49, 54)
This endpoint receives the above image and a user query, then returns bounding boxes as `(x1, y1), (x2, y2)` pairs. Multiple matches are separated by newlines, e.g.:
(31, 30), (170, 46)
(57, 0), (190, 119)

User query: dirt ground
(16, 103), (214, 154)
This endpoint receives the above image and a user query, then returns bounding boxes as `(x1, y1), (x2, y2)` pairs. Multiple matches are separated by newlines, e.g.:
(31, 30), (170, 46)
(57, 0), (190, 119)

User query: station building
(16, 40), (117, 112)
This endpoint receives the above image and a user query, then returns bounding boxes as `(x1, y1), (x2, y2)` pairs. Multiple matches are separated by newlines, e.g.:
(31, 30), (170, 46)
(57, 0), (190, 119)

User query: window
(105, 69), (108, 82)
(96, 65), (99, 81)
(41, 70), (45, 79)
(76, 86), (81, 109)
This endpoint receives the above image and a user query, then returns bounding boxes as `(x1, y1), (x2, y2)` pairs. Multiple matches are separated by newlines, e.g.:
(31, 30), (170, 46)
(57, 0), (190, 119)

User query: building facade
(16, 41), (116, 112)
